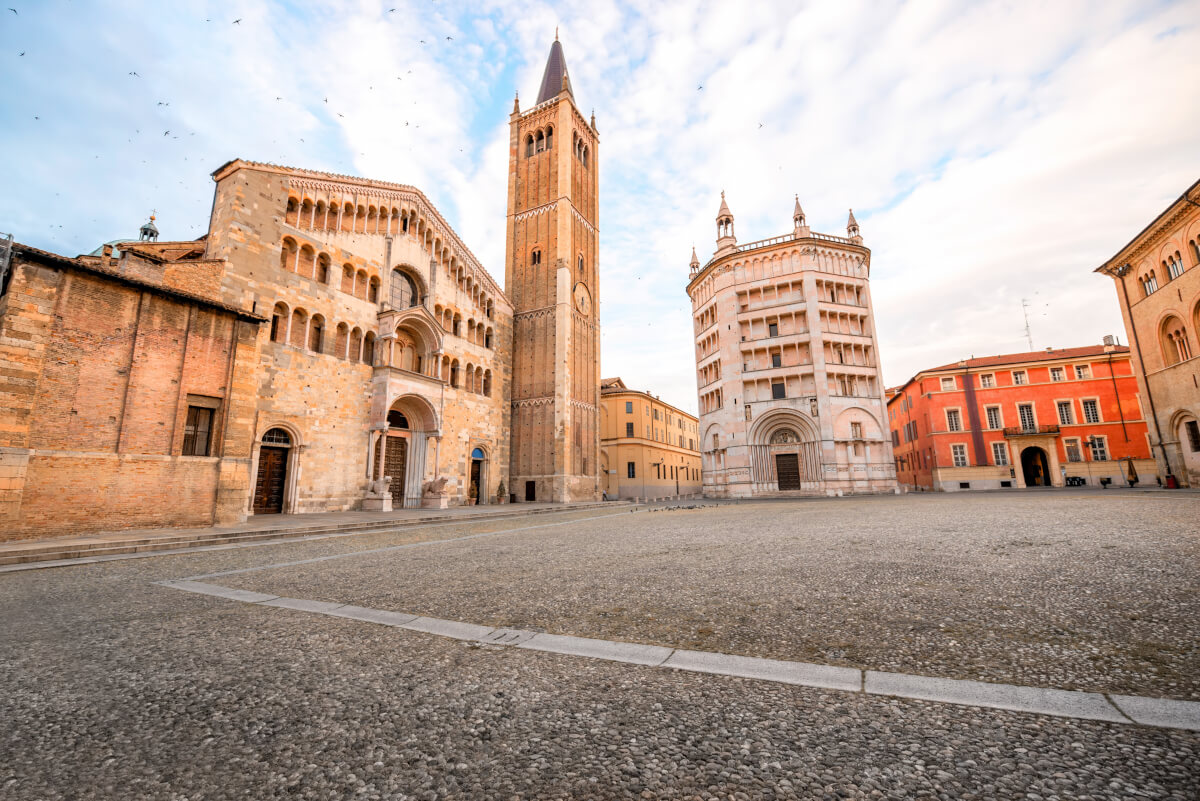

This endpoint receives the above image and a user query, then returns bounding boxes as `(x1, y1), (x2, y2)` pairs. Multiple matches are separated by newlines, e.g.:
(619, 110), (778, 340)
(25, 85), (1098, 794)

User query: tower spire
(536, 37), (571, 103)
(847, 208), (860, 238)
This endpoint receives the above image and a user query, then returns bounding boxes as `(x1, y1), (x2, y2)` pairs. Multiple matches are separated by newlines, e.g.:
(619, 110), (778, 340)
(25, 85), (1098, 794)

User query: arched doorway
(470, 447), (487, 505)
(376, 409), (410, 507)
(369, 395), (439, 509)
(254, 428), (292, 513)
(1021, 446), (1051, 487)
(747, 411), (821, 493)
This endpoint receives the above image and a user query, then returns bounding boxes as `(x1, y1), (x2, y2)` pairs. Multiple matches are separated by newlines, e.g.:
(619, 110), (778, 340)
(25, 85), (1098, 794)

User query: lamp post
(1085, 435), (1099, 488)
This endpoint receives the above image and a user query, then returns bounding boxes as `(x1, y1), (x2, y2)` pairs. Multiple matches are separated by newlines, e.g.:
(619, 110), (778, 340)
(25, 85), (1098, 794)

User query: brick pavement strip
(152, 579), (1200, 732)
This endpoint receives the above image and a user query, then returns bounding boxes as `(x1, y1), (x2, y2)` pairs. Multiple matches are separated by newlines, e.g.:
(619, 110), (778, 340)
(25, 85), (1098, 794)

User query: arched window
(450, 359), (460, 387)
(355, 269), (369, 300)
(262, 427), (291, 446)
(316, 253), (330, 283)
(391, 269), (419, 308)
(341, 203), (354, 232)
(1190, 239), (1200, 266)
(484, 327), (493, 349)
(279, 238), (297, 272)
(453, 314), (462, 337)
(582, 145), (589, 167)
(1142, 272), (1158, 296)
(545, 125), (553, 151)
(289, 308), (307, 348)
(298, 245), (315, 278)
(341, 264), (355, 294)
(363, 331), (376, 365)
(334, 322), (349, 359)
(531, 248), (541, 266)
(1167, 252), (1185, 280)
(309, 314), (325, 353)
(284, 197), (299, 227)
(465, 363), (476, 393)
(368, 276), (380, 303)
(300, 199), (314, 228)
(349, 327), (363, 362)
(483, 370), (492, 397)
(525, 135), (534, 157)
(270, 302), (289, 344)
(1160, 316), (1190, 366)
(315, 201), (326, 229)
(536, 130), (545, 152)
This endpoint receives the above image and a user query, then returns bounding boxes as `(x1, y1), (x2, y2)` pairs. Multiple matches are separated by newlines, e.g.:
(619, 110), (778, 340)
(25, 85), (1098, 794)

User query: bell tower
(505, 35), (601, 503)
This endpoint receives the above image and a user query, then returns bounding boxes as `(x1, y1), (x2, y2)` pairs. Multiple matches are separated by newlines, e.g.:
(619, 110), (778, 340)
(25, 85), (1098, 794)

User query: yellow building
(599, 378), (702, 500)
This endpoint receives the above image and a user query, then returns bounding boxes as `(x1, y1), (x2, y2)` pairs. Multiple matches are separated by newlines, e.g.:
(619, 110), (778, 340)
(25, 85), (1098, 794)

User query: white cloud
(2, 0), (1197, 416)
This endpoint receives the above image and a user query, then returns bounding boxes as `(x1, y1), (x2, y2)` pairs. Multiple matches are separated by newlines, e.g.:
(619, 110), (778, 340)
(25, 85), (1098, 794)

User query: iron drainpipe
(1116, 266), (1170, 472)
(1106, 352), (1129, 443)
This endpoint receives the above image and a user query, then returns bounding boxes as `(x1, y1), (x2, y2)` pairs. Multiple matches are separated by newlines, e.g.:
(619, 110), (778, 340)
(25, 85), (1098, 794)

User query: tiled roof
(536, 39), (569, 104)
(13, 243), (265, 321)
(924, 345), (1128, 373)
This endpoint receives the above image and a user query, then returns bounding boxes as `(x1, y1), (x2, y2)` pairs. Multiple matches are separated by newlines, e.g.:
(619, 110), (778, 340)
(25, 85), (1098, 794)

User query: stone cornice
(686, 233), (871, 295)
(1095, 182), (1200, 275)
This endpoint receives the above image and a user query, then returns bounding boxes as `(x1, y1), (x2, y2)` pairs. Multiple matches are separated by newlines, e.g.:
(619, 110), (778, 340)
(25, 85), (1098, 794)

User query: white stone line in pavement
(180, 510), (637, 581)
(153, 580), (1200, 732)
(0, 509), (640, 575)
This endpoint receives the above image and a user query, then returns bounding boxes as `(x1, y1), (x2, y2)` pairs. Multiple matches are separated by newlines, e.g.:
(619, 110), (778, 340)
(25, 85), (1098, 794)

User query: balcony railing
(1004, 424), (1060, 437)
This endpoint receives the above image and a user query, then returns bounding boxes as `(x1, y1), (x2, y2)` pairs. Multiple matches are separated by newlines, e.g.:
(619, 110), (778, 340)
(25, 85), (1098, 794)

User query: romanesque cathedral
(0, 39), (600, 538)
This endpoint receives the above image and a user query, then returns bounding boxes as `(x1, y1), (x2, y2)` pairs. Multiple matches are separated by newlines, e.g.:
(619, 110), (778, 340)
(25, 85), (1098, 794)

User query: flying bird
(758, 123), (764, 128)
(18, 51), (24, 56)
(232, 18), (241, 24)
(8, 8), (17, 14)
(163, 130), (170, 136)
(446, 35), (452, 40)
(337, 113), (344, 117)
(697, 85), (703, 91)
(323, 96), (328, 103)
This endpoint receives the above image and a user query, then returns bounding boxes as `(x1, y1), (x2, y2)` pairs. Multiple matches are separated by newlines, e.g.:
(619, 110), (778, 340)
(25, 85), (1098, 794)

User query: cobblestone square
(2, 492), (1198, 799)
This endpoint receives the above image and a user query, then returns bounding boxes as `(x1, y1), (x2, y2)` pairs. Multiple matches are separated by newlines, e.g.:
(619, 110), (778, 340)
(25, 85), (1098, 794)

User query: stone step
(0, 502), (629, 566)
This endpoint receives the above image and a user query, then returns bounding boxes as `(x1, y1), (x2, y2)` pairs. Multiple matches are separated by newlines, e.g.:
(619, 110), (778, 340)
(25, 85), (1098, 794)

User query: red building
(886, 341), (1154, 491)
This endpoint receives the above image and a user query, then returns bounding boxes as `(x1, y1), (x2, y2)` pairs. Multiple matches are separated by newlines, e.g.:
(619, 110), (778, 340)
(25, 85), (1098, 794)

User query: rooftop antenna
(1020, 298), (1034, 350)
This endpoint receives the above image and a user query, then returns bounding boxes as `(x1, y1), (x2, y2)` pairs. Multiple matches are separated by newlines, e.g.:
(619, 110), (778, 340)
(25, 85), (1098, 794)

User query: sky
(2, 0), (1199, 415)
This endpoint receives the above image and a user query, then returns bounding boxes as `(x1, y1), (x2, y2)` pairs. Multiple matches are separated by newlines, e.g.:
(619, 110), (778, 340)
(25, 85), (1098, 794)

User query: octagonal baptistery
(686, 194), (898, 497)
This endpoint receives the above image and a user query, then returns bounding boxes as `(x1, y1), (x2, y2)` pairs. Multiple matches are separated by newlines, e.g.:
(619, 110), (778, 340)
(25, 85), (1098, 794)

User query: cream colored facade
(686, 196), (897, 497)
(599, 378), (701, 500)
(1095, 178), (1200, 487)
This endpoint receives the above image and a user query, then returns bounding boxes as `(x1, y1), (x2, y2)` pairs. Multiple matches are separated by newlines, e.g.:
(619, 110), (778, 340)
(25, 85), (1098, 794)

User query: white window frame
(1055, 400), (1074, 426)
(1050, 366), (1065, 382)
(1017, 403), (1037, 431)
(945, 408), (963, 432)
(991, 441), (1009, 466)
(940, 376), (955, 391)
(979, 373), (995, 388)
(1088, 435), (1109, 461)
(1167, 256), (1184, 280)
(1064, 437), (1083, 463)
(1074, 364), (1091, 380)
(950, 443), (968, 468)
(1081, 397), (1101, 424)
(985, 405), (1002, 430)
(1012, 370), (1027, 385)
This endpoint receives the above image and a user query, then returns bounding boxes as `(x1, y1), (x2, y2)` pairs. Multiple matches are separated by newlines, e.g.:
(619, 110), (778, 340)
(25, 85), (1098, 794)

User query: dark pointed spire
(536, 37), (571, 104)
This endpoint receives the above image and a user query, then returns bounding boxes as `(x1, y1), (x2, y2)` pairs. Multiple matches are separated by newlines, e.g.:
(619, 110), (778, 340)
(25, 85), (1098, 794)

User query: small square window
(1050, 367), (1065, 382)
(979, 374), (995, 388)
(627, 462), (636, 478)
(1075, 365), (1090, 380)
(771, 382), (786, 400)
(940, 377), (955, 391)
(182, 406), (215, 456)
(771, 353), (782, 368)
(768, 322), (779, 337)
(1012, 371), (1027, 385)
(625, 401), (633, 413)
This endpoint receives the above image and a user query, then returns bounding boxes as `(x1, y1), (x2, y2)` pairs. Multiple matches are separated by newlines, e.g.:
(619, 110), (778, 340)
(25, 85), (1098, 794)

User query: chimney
(1103, 334), (1116, 352)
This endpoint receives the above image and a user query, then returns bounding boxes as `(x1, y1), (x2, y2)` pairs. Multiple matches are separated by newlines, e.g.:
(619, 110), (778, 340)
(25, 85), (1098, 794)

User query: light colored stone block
(260, 597), (348, 614)
(664, 649), (861, 691)
(322, 605), (419, 626)
(158, 580), (279, 604)
(865, 671), (1126, 723)
(517, 632), (674, 666)
(1110, 694), (1200, 731)
(400, 616), (495, 641)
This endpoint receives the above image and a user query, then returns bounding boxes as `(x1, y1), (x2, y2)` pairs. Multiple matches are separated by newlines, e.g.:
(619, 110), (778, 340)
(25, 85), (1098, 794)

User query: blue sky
(3, 0), (1199, 413)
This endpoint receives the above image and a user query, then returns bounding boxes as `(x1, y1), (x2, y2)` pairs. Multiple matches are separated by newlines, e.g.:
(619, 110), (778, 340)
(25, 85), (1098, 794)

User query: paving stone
(865, 671), (1128, 723)
(399, 616), (496, 641)
(664, 648), (862, 691)
(1110, 694), (1200, 731)
(517, 632), (674, 666)
(259, 597), (348, 614)
(158, 580), (279, 604)
(320, 605), (419, 626)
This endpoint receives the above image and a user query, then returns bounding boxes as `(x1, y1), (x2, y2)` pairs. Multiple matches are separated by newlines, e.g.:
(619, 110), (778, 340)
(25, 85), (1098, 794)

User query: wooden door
(385, 436), (408, 505)
(254, 446), (288, 513)
(775, 453), (801, 491)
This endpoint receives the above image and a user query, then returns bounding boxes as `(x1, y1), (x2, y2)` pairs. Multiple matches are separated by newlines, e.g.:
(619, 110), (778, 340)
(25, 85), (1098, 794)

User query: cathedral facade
(0, 39), (597, 541)
(686, 196), (898, 497)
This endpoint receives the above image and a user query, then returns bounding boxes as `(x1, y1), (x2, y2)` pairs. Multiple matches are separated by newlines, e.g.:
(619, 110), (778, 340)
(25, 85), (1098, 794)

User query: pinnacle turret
(847, 208), (860, 238)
